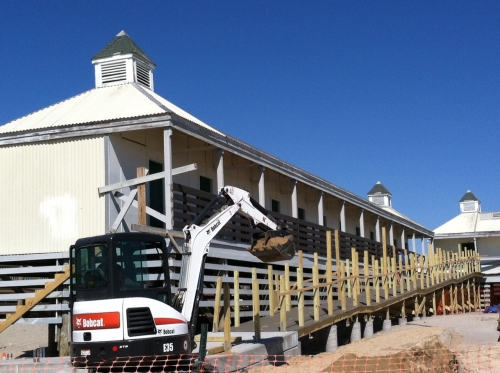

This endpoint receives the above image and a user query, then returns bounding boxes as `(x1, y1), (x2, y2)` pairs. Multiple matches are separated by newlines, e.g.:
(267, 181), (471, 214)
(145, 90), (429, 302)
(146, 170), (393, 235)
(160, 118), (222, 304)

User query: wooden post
(399, 254), (404, 295)
(411, 253), (417, 290)
(419, 255), (425, 290)
(335, 230), (341, 280)
(137, 167), (147, 225)
(252, 278), (261, 341)
(382, 228), (388, 298)
(279, 275), (286, 331)
(234, 270), (240, 327)
(340, 261), (347, 310)
(213, 277), (223, 332)
(414, 296), (419, 318)
(429, 248), (435, 286)
(326, 231), (334, 315)
(351, 248), (358, 306)
(425, 256), (430, 289)
(223, 283), (231, 353)
(285, 263), (291, 311)
(374, 257), (380, 303)
(364, 251), (371, 306)
(297, 267), (304, 326)
(346, 259), (352, 298)
(313, 264), (320, 320)
(268, 265), (275, 316)
(404, 249), (410, 292)
(391, 257), (397, 297)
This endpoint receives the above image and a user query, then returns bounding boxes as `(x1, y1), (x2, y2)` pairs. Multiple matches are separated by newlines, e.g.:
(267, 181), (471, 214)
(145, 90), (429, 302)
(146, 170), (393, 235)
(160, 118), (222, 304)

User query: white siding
(0, 137), (105, 255)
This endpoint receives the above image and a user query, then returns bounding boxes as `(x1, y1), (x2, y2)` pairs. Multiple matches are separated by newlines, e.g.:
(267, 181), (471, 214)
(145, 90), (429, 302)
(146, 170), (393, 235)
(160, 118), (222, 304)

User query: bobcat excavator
(70, 185), (295, 370)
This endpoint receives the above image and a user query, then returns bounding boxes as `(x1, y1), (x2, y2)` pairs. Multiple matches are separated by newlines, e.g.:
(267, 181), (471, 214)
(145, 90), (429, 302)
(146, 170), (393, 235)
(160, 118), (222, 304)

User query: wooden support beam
(280, 275), (286, 331)
(297, 267), (304, 326)
(340, 261), (346, 310)
(98, 163), (197, 195)
(137, 167), (147, 226)
(233, 271), (240, 327)
(252, 278), (261, 341)
(374, 257), (380, 303)
(285, 263), (291, 311)
(364, 251), (371, 306)
(326, 231), (334, 315)
(223, 283), (231, 353)
(0, 266), (70, 334)
(313, 265), (320, 321)
(268, 265), (275, 316)
(213, 277), (223, 332)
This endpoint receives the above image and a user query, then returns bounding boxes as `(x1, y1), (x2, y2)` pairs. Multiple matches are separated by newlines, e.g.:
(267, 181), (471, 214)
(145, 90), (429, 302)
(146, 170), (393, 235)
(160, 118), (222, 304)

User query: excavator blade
(247, 232), (295, 262)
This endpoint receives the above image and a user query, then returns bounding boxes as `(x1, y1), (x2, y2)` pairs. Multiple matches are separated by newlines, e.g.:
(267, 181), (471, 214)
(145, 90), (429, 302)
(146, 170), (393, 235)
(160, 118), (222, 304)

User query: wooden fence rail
(210, 228), (482, 353)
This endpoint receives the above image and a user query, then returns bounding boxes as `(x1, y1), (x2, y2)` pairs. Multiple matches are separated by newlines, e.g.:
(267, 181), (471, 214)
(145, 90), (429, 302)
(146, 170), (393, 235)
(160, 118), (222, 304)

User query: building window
(271, 199), (280, 213)
(298, 208), (305, 220)
(356, 227), (360, 236)
(200, 176), (212, 193)
(323, 216), (327, 227)
(393, 239), (397, 247)
(370, 231), (374, 240)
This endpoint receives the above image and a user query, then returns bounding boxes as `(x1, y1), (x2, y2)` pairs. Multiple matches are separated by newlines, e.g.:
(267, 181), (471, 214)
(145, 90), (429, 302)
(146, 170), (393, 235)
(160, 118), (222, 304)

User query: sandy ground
(1, 313), (500, 372)
(248, 312), (500, 373)
(0, 324), (48, 359)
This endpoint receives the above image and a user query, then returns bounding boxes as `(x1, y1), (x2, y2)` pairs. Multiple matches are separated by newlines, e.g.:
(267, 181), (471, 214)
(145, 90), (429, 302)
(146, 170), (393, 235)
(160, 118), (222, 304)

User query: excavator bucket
(247, 230), (295, 262)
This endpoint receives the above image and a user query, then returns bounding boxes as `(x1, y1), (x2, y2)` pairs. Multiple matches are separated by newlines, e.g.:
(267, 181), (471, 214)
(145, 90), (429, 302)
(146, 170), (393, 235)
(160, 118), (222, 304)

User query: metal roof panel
(0, 84), (224, 136)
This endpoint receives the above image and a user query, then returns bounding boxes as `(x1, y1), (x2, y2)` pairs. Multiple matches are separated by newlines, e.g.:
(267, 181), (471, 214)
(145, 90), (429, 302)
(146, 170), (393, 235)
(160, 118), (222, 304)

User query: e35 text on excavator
(69, 186), (295, 370)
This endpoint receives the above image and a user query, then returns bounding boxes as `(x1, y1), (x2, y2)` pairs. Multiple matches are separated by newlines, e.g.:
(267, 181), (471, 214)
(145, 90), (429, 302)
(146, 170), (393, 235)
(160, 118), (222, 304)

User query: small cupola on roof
(459, 190), (481, 213)
(367, 181), (392, 207)
(92, 31), (156, 90)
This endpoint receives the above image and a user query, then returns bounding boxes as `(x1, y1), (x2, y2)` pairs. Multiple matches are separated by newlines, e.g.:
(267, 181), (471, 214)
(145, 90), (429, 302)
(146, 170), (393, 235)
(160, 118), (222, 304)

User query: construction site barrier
(1, 344), (500, 372)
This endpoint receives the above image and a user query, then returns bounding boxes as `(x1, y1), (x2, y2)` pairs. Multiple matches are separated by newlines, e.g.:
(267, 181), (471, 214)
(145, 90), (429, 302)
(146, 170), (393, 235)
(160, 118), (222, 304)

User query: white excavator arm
(171, 186), (295, 328)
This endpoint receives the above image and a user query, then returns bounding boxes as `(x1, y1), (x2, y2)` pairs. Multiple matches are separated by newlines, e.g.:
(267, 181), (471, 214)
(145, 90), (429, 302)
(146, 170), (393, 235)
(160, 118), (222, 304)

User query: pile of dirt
(323, 337), (458, 373)
(247, 235), (295, 262)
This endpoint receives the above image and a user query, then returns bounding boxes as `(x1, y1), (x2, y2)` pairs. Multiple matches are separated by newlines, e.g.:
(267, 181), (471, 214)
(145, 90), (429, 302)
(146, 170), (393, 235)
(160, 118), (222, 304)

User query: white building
(434, 190), (500, 286)
(0, 31), (433, 258)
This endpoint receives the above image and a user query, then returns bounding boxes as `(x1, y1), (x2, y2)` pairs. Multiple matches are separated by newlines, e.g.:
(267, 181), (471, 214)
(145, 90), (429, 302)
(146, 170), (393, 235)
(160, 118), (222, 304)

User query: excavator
(69, 185), (295, 371)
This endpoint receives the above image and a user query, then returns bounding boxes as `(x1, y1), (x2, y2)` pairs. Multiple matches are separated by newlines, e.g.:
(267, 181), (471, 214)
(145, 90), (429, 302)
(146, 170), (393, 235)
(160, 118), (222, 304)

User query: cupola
(367, 181), (392, 207)
(92, 31), (156, 90)
(459, 190), (481, 213)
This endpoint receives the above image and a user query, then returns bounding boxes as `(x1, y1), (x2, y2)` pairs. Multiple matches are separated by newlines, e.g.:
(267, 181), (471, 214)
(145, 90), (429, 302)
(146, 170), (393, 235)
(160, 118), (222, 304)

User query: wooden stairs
(0, 265), (70, 333)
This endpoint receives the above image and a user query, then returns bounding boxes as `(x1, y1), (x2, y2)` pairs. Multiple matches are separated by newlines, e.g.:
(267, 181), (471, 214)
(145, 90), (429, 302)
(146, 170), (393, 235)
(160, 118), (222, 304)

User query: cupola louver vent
(101, 60), (127, 84)
(462, 202), (476, 212)
(136, 62), (150, 88)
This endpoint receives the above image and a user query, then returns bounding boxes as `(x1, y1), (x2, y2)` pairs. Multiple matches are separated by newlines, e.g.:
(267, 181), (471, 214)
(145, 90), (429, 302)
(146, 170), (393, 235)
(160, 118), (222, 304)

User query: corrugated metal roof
(434, 211), (500, 234)
(0, 83), (224, 136)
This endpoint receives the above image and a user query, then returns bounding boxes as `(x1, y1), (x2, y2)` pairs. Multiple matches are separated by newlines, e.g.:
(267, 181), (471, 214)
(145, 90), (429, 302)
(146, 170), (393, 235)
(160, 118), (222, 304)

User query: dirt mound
(323, 337), (458, 373)
(249, 324), (465, 373)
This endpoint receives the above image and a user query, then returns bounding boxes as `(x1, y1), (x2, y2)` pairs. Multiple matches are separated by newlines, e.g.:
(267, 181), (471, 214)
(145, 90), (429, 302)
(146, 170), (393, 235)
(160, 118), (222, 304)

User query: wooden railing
(210, 229), (482, 352)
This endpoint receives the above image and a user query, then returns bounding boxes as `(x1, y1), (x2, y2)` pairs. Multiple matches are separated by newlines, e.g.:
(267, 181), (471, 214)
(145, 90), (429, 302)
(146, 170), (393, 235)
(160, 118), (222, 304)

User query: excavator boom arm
(175, 186), (295, 324)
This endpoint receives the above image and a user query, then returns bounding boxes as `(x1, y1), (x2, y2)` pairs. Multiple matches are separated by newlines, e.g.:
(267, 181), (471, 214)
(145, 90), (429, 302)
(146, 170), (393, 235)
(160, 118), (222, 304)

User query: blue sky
(1, 2), (499, 230)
